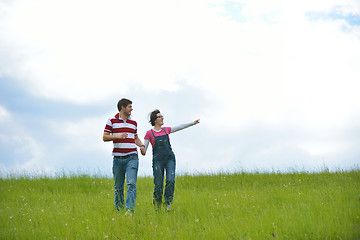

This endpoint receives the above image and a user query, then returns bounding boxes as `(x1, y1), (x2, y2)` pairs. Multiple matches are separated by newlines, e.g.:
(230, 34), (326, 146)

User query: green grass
(1, 170), (359, 239)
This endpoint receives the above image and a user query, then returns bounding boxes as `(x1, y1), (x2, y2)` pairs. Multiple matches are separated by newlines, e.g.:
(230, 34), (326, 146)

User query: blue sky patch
(212, 1), (247, 23)
(306, 11), (360, 26)
(0, 77), (107, 121)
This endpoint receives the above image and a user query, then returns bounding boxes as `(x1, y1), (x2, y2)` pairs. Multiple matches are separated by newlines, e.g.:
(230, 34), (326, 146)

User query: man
(103, 98), (146, 213)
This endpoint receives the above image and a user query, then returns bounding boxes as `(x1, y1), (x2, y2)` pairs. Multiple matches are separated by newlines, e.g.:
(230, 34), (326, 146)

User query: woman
(143, 109), (200, 210)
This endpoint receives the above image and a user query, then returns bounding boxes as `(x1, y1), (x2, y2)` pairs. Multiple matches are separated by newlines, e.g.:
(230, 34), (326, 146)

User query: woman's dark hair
(149, 109), (160, 126)
(117, 98), (132, 112)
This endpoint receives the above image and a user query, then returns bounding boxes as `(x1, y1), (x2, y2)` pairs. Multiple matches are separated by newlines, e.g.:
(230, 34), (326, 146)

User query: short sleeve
(164, 127), (171, 134)
(144, 130), (152, 140)
(104, 119), (112, 133)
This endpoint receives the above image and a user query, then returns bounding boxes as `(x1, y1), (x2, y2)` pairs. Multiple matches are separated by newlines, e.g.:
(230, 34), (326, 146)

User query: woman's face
(155, 112), (164, 126)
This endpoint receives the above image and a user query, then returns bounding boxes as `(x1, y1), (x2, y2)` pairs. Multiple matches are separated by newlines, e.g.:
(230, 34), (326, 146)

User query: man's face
(123, 104), (133, 116)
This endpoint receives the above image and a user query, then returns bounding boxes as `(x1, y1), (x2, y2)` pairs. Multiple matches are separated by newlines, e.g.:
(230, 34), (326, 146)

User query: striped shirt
(104, 113), (138, 156)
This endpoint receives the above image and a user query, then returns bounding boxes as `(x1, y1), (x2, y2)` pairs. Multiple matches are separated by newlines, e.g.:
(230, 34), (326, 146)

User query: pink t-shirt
(144, 127), (172, 148)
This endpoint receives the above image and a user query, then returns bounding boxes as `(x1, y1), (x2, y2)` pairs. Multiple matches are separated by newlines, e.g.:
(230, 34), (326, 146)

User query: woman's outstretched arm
(171, 119), (200, 133)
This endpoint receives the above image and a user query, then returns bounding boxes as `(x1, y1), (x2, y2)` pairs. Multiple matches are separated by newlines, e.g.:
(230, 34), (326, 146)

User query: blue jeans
(152, 154), (176, 206)
(112, 154), (138, 211)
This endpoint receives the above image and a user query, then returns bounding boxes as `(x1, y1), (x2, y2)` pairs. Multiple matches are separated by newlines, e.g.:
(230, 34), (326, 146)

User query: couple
(103, 98), (200, 213)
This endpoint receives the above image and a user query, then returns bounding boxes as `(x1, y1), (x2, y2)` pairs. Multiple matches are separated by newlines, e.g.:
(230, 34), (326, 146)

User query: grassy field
(1, 170), (359, 239)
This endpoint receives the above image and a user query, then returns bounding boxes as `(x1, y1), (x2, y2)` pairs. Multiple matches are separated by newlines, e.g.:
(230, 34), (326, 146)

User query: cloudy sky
(1, 0), (359, 177)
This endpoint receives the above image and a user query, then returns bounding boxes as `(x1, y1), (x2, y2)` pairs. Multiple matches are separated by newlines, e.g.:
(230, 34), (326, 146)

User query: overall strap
(162, 128), (169, 136)
(151, 128), (169, 139)
(162, 128), (171, 141)
(151, 129), (156, 138)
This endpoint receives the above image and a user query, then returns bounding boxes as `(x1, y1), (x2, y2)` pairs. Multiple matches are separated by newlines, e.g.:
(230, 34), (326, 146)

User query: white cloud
(297, 140), (352, 157)
(1, 0), (359, 114)
(0, 105), (48, 174)
(1, 0), (216, 102)
(0, 105), (10, 123)
(1, 0), (360, 174)
(54, 117), (111, 153)
(283, 19), (360, 128)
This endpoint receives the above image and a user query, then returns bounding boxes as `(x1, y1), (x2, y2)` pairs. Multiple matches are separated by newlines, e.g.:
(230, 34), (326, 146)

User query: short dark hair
(117, 98), (132, 112)
(149, 109), (160, 126)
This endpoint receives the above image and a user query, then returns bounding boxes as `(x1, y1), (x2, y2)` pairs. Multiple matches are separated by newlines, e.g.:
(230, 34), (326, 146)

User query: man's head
(117, 98), (133, 116)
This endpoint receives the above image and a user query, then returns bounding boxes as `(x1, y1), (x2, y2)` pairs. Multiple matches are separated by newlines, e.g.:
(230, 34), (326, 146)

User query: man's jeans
(113, 154), (138, 211)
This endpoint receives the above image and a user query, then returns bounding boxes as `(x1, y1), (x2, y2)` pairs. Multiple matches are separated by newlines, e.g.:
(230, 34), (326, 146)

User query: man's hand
(116, 133), (128, 139)
(140, 146), (146, 156)
(103, 132), (128, 142)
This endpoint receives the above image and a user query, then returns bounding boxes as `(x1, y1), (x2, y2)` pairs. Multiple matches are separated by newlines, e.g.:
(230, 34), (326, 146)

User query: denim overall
(151, 128), (176, 207)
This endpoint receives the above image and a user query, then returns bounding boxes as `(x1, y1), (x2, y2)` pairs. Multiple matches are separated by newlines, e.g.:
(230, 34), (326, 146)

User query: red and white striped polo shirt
(104, 113), (138, 156)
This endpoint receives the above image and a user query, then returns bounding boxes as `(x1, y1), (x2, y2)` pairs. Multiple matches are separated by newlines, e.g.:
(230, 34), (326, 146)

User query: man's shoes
(166, 204), (171, 211)
(125, 209), (133, 216)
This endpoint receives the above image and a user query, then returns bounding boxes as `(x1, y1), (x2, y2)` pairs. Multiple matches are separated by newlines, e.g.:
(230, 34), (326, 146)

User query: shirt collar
(115, 113), (132, 121)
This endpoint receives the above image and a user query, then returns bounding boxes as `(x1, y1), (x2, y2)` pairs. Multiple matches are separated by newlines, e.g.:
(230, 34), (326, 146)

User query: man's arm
(135, 135), (146, 155)
(103, 131), (127, 142)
